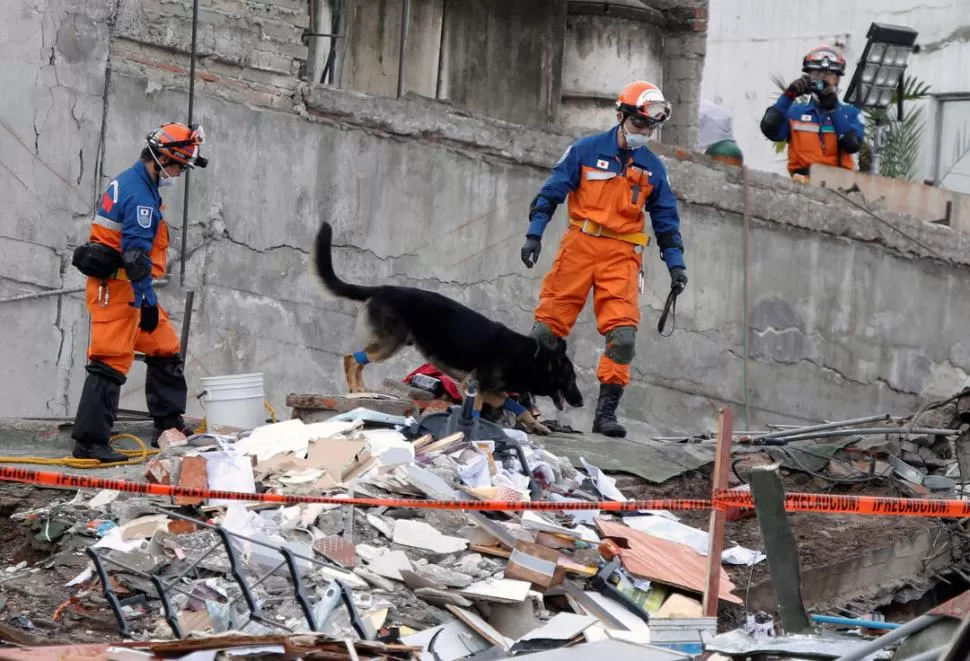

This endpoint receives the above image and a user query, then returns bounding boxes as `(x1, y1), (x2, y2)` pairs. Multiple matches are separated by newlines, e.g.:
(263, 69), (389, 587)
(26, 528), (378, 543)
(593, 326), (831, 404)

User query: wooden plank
(702, 407), (733, 617)
(749, 464), (812, 634)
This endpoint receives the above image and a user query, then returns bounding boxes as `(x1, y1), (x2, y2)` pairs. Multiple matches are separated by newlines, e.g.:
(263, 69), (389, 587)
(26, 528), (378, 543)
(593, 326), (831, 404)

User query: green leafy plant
(938, 122), (970, 187)
(768, 72), (932, 179)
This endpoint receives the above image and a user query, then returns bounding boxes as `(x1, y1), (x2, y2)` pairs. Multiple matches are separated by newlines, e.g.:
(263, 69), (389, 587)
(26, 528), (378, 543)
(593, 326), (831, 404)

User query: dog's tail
(312, 221), (378, 302)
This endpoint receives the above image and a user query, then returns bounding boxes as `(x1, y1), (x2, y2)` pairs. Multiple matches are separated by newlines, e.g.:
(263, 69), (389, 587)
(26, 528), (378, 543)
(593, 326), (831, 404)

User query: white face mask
(157, 175), (176, 188)
(622, 123), (651, 149)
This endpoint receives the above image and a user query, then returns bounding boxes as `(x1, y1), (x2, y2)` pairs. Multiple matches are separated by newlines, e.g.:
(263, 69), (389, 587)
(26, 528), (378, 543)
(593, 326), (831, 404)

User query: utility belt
(569, 218), (649, 248)
(570, 218), (648, 293)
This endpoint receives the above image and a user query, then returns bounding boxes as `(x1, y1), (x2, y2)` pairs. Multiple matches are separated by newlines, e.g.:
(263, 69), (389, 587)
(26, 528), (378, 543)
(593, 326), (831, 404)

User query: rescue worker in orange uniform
(520, 81), (687, 438)
(760, 45), (865, 178)
(69, 122), (208, 463)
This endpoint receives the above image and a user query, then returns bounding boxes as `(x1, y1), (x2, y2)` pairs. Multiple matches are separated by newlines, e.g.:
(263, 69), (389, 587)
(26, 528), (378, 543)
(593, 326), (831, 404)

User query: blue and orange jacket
(528, 125), (685, 270)
(89, 160), (169, 305)
(89, 160), (169, 279)
(765, 95), (865, 175)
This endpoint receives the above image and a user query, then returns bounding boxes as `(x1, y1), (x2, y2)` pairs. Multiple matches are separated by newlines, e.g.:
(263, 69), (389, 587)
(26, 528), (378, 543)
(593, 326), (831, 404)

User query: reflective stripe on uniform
(93, 215), (122, 232)
(584, 170), (617, 181)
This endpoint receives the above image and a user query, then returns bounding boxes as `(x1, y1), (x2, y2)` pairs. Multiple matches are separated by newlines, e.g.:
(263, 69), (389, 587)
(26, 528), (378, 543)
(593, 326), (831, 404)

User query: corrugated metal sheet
(596, 519), (742, 605)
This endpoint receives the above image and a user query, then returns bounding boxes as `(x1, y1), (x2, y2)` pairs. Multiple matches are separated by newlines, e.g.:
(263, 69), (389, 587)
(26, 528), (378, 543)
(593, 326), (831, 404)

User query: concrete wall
(6, 0), (970, 440)
(701, 0), (970, 182)
(810, 163), (970, 231)
(560, 7), (666, 132)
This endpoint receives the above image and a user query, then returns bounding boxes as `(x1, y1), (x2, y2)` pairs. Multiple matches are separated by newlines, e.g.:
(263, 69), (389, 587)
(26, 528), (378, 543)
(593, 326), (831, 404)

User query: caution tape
(2, 466), (969, 518)
(0, 466), (709, 512)
(714, 489), (970, 519)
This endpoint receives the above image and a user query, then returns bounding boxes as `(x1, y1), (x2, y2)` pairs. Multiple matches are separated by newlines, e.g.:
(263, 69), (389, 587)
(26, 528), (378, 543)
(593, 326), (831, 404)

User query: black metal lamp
(842, 22), (919, 174)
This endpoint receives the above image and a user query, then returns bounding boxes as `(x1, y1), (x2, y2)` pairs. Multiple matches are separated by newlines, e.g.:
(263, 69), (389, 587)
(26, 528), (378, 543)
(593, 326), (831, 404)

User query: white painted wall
(700, 0), (970, 189)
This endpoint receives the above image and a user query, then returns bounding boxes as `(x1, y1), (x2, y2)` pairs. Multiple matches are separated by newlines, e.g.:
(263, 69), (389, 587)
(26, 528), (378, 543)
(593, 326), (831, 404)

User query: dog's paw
(518, 411), (551, 435)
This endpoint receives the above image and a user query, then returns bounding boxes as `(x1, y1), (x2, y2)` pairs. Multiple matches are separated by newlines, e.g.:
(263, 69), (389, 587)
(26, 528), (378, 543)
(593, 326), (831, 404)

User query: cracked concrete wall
(6, 0), (970, 439)
(0, 0), (115, 417)
(90, 70), (970, 437)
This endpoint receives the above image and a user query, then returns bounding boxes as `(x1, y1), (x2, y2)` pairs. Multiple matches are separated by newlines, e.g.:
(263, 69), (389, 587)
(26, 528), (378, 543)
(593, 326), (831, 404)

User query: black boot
(592, 383), (627, 438)
(72, 361), (129, 464)
(73, 443), (129, 463)
(145, 355), (191, 447)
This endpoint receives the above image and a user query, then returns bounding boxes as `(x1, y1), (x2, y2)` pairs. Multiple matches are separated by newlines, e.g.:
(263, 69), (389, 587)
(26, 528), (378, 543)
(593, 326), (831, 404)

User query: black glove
(817, 85), (839, 111)
(785, 75), (812, 98)
(669, 267), (688, 294)
(139, 304), (159, 333)
(521, 236), (542, 269)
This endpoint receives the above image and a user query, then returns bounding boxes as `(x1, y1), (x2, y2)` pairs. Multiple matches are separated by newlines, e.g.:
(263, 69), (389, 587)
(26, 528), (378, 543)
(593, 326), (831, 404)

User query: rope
(193, 399), (279, 435)
(0, 433), (157, 469)
(2, 399), (278, 469)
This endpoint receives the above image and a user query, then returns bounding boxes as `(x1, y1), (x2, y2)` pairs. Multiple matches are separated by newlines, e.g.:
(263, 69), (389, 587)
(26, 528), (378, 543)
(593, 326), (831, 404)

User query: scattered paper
(204, 451), (257, 507)
(580, 457), (627, 501)
(623, 514), (765, 565)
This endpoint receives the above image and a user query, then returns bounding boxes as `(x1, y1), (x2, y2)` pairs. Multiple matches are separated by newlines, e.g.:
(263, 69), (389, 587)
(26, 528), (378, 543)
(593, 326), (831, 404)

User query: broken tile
(414, 564), (474, 588)
(460, 578), (532, 603)
(313, 536), (357, 569)
(392, 519), (467, 554)
(366, 549), (413, 581)
(445, 605), (514, 650)
(414, 588), (473, 608)
(405, 464), (460, 500)
(518, 612), (597, 642)
(366, 513), (394, 539)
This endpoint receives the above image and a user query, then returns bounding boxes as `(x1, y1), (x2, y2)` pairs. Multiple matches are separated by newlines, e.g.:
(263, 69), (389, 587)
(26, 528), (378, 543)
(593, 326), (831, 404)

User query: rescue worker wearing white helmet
(760, 45), (866, 177)
(519, 80), (687, 438)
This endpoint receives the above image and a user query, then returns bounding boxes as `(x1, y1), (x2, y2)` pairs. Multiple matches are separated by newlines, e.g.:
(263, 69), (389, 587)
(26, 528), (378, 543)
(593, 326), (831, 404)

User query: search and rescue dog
(311, 221), (585, 428)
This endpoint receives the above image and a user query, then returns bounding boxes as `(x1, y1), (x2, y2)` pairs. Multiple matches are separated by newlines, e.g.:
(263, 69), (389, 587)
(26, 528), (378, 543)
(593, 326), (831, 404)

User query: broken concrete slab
(392, 519), (468, 554)
(541, 432), (715, 484)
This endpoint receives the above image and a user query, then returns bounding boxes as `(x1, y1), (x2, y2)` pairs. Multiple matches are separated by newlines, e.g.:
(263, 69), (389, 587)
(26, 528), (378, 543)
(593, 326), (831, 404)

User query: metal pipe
(776, 427), (957, 443)
(941, 612), (970, 661)
(759, 414), (891, 439)
(742, 164), (750, 429)
(178, 0), (200, 288)
(833, 613), (943, 661)
(905, 646), (948, 661)
(0, 279), (170, 306)
(396, 0), (410, 97)
(811, 614), (900, 630)
(179, 289), (194, 362)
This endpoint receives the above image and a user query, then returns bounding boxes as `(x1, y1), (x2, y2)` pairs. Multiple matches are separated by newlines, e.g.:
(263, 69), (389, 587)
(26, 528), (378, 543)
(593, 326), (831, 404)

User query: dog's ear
(555, 338), (568, 355)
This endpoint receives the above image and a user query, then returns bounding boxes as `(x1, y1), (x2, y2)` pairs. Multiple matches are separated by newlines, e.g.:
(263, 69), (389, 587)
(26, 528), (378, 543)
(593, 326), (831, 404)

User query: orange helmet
(146, 122), (208, 168)
(802, 45), (846, 75)
(616, 81), (672, 126)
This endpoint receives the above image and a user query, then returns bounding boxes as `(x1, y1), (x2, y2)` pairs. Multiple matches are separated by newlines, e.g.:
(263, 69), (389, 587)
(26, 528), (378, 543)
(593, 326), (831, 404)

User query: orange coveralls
(526, 124), (687, 385)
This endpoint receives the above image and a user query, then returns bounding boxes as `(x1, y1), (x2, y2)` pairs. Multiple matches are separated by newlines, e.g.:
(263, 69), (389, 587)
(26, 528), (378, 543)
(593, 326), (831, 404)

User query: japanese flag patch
(136, 206), (154, 229)
(596, 159), (610, 170)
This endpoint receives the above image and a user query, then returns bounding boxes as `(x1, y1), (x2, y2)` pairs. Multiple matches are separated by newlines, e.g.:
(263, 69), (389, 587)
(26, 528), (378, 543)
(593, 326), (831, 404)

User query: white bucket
(199, 372), (266, 430)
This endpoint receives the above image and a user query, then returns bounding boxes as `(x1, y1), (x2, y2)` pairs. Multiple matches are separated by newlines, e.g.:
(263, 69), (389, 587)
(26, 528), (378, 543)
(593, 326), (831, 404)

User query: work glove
(521, 236), (542, 269)
(785, 75), (812, 98)
(139, 304), (159, 333)
(817, 85), (839, 111)
(669, 267), (688, 295)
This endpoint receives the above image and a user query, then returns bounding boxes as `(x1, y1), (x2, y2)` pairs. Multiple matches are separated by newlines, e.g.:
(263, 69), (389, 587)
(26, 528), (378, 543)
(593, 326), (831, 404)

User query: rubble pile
(1, 402), (770, 659)
(4, 387), (970, 658)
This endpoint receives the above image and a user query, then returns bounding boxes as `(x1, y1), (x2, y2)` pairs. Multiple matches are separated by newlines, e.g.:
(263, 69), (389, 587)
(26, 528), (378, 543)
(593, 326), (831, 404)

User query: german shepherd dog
(311, 221), (584, 427)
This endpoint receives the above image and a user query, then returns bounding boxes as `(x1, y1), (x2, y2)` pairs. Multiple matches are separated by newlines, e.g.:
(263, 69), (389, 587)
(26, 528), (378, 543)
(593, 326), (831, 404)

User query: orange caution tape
(0, 466), (709, 512)
(3, 467), (968, 518)
(715, 488), (970, 519)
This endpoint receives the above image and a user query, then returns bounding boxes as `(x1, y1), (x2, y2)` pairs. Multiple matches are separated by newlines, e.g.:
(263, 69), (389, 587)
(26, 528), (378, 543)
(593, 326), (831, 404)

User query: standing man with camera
(70, 122), (208, 463)
(759, 45), (866, 179)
